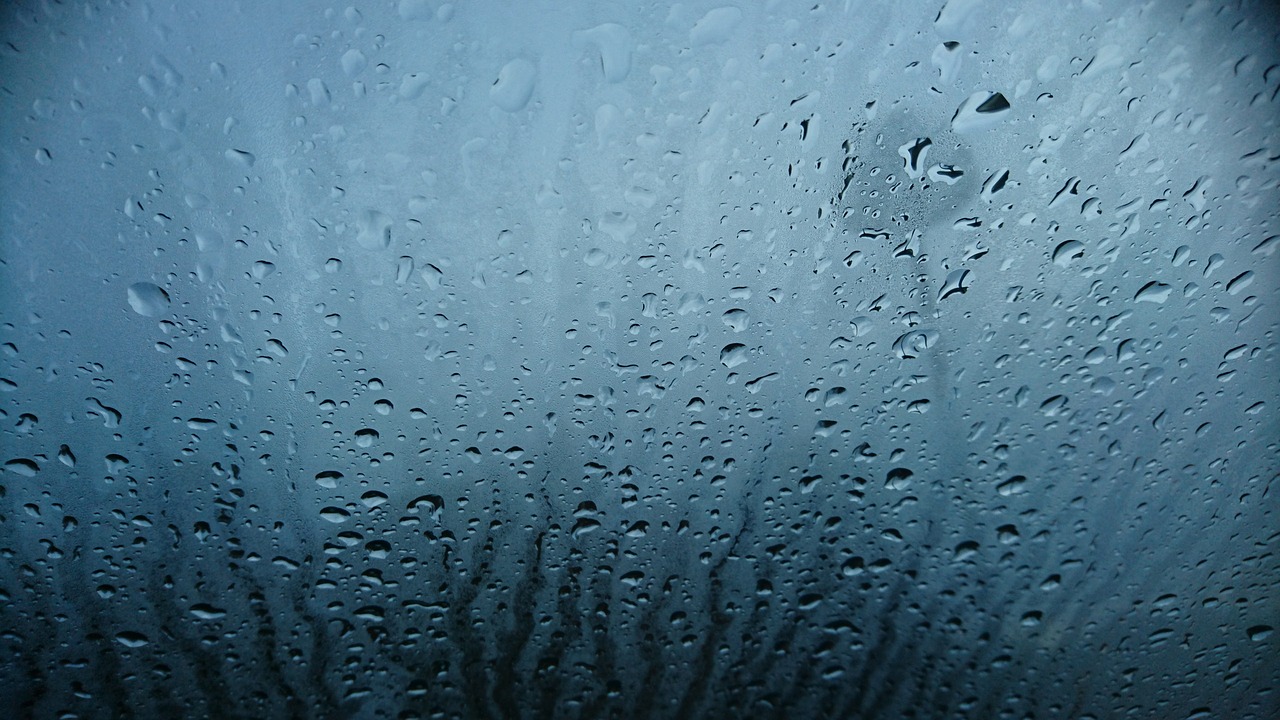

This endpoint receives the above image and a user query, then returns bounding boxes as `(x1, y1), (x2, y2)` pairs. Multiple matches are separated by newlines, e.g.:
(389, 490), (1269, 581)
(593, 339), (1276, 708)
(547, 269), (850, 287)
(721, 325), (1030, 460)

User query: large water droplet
(127, 282), (170, 317)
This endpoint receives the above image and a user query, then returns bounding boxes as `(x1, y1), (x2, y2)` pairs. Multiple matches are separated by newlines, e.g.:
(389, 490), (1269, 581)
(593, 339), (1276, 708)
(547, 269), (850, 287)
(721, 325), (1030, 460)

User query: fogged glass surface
(1, 1), (1277, 718)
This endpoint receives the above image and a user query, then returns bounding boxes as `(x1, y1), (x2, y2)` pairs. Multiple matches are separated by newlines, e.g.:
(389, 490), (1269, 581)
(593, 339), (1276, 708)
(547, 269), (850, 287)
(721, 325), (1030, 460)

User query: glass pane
(2, 1), (1277, 718)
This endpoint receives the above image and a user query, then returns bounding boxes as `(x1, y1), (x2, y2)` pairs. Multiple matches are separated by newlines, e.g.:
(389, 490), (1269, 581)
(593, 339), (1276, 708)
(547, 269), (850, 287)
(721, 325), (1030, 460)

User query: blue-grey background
(1, 1), (1277, 718)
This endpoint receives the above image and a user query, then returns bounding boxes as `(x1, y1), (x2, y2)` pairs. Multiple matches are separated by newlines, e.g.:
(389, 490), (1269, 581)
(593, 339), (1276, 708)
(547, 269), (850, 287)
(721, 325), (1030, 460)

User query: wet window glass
(2, 1), (1277, 718)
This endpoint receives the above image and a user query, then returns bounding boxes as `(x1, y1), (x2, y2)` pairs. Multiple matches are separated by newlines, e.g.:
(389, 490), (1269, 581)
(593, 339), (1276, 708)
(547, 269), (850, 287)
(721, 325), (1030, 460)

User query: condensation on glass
(1, 1), (1277, 718)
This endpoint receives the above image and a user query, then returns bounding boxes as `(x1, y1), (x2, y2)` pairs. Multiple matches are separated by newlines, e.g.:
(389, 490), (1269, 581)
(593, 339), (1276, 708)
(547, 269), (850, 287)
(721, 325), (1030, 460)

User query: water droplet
(1052, 240), (1085, 266)
(996, 475), (1027, 496)
(189, 604), (227, 620)
(355, 209), (392, 250)
(721, 308), (749, 332)
(571, 517), (601, 539)
(953, 541), (979, 561)
(407, 494), (443, 518)
(340, 49), (367, 77)
(1134, 281), (1172, 304)
(689, 6), (742, 46)
(115, 631), (150, 648)
(319, 507), (351, 523)
(1226, 271), (1254, 295)
(360, 491), (388, 508)
(951, 91), (1011, 133)
(127, 282), (171, 317)
(4, 458), (39, 477)
(720, 343), (748, 368)
(491, 59), (536, 112)
(938, 269), (971, 300)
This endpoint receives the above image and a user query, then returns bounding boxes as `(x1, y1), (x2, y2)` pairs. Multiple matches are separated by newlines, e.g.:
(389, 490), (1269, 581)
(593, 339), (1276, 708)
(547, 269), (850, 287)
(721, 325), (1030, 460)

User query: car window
(1, 2), (1277, 718)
